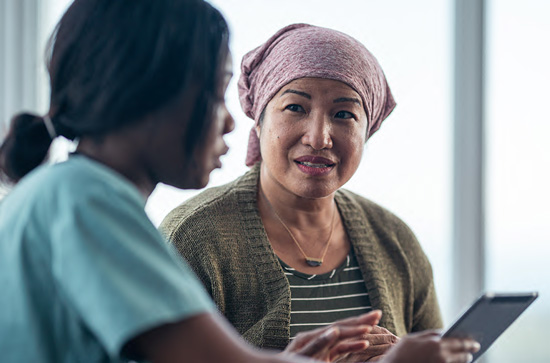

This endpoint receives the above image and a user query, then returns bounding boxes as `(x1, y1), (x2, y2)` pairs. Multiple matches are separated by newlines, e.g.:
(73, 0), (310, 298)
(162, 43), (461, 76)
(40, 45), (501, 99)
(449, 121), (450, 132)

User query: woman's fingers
(335, 325), (374, 340)
(356, 343), (393, 357)
(284, 311), (384, 360)
(364, 326), (400, 345)
(335, 325), (399, 361)
(369, 325), (397, 336)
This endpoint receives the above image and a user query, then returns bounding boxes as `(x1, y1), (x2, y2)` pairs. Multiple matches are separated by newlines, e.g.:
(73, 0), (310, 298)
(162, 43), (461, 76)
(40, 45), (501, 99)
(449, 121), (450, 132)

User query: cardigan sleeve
(341, 190), (443, 333)
(396, 224), (443, 331)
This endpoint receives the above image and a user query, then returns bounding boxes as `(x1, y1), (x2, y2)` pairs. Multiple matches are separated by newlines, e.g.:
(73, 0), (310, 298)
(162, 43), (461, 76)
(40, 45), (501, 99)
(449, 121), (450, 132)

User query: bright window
(485, 0), (550, 361)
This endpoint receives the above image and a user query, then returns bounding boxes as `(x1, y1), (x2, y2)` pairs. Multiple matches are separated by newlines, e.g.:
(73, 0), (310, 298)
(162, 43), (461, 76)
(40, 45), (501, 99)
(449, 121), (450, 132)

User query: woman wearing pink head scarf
(162, 24), (448, 362)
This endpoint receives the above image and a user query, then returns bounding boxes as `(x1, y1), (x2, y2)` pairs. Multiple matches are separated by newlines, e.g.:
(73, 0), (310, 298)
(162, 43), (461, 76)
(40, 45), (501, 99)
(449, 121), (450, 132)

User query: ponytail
(0, 113), (55, 183)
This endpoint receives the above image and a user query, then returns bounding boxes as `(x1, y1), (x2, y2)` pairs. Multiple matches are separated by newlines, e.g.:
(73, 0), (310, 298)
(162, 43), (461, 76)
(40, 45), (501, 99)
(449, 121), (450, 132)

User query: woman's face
(258, 77), (368, 199)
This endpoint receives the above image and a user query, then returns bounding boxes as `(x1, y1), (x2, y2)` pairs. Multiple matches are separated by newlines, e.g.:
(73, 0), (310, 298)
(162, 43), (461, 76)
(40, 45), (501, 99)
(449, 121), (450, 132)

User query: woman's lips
(294, 155), (335, 176)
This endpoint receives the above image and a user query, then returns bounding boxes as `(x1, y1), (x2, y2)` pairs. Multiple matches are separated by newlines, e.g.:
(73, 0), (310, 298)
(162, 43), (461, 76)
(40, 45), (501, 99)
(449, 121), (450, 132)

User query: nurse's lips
(294, 155), (336, 176)
(215, 144), (229, 168)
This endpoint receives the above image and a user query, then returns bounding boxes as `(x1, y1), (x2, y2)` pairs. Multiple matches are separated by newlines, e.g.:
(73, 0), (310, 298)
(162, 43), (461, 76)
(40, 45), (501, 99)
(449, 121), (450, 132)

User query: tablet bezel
(442, 292), (538, 362)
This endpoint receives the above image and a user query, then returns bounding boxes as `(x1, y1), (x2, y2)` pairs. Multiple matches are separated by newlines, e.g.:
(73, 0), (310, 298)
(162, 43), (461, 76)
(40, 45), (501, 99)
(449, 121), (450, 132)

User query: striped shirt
(279, 251), (372, 339)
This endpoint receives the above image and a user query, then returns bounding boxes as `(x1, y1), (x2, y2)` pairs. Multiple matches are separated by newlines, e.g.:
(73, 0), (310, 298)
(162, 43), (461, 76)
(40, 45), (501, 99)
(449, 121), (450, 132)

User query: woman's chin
(289, 183), (338, 200)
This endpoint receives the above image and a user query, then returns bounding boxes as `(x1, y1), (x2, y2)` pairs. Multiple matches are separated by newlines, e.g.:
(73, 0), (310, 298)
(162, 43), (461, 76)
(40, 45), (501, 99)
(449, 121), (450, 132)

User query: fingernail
(466, 353), (473, 362)
(472, 342), (481, 351)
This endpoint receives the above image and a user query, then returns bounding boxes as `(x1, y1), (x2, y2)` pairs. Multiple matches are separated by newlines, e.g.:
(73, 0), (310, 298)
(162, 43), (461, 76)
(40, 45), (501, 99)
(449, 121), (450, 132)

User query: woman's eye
(285, 104), (304, 113)
(335, 110), (355, 119)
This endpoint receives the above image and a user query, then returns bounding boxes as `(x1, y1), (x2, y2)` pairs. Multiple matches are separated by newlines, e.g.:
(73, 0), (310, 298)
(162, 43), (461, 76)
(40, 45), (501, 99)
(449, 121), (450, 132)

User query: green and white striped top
(279, 250), (373, 339)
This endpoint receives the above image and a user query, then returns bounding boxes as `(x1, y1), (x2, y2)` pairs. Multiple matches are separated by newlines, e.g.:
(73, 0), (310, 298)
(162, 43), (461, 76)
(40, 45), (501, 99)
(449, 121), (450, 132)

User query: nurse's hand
(282, 310), (382, 362)
(380, 330), (480, 363)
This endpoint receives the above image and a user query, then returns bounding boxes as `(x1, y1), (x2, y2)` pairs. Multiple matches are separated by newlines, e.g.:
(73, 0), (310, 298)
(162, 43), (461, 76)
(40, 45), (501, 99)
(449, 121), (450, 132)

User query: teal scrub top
(0, 155), (214, 363)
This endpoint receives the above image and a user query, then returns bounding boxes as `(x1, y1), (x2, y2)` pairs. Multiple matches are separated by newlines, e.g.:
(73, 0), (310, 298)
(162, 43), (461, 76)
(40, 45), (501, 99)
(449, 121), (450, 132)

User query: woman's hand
(380, 330), (481, 363)
(335, 325), (399, 362)
(282, 310), (383, 362)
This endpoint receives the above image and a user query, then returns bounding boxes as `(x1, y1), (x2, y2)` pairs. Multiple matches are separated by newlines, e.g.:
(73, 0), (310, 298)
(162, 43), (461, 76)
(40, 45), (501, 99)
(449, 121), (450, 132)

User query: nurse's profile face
(190, 54), (235, 188)
(141, 54), (234, 190)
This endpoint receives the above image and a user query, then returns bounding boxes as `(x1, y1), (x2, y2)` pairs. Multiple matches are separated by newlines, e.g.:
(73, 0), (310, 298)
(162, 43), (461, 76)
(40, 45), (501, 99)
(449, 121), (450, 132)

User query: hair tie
(43, 116), (57, 140)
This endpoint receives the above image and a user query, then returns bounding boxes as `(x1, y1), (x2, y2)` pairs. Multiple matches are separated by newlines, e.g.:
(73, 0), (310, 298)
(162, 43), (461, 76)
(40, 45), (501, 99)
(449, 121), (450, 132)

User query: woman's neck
(258, 171), (336, 230)
(257, 165), (349, 273)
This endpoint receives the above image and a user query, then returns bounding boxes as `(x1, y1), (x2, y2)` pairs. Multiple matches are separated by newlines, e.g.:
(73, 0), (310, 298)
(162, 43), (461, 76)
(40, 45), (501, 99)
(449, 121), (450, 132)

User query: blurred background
(1, 0), (548, 361)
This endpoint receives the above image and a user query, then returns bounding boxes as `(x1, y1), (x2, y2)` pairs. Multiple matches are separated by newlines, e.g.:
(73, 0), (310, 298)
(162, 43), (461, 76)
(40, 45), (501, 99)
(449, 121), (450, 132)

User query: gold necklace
(260, 187), (336, 267)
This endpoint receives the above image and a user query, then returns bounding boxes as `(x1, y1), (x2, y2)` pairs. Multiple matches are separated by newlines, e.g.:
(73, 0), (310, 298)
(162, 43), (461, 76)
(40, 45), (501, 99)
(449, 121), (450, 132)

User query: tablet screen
(442, 292), (538, 362)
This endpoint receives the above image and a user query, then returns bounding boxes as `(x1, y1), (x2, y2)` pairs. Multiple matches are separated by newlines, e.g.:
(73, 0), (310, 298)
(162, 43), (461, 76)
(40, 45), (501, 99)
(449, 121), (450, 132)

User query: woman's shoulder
(336, 189), (418, 243)
(337, 189), (404, 224)
(160, 166), (259, 240)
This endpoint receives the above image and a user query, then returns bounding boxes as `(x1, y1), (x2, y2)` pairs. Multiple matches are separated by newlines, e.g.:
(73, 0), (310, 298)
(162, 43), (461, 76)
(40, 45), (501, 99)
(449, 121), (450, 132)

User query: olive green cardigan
(160, 164), (442, 350)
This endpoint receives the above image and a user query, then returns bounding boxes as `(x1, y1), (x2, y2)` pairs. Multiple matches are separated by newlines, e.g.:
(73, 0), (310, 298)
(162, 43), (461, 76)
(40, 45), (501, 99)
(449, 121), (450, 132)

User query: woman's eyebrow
(280, 89), (311, 99)
(333, 97), (361, 105)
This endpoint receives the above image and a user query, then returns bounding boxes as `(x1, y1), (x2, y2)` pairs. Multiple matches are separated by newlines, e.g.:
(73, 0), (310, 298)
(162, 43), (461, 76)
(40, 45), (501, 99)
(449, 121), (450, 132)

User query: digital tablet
(442, 292), (538, 362)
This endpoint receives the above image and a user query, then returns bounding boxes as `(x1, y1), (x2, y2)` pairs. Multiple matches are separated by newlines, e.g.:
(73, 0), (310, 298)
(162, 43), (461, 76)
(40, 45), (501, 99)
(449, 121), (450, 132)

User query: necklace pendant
(305, 257), (323, 267)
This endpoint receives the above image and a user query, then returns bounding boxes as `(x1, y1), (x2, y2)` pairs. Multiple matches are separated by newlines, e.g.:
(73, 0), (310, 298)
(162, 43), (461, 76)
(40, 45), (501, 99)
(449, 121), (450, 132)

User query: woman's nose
(301, 114), (333, 150)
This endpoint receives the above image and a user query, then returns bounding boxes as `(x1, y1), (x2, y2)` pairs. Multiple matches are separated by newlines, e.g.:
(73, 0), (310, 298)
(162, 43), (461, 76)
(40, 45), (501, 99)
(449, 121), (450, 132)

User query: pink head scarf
(238, 23), (396, 166)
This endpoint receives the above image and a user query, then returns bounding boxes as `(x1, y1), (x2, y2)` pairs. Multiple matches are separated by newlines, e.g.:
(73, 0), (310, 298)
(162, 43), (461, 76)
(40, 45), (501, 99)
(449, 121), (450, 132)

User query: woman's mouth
(294, 156), (335, 176)
(296, 161), (332, 168)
